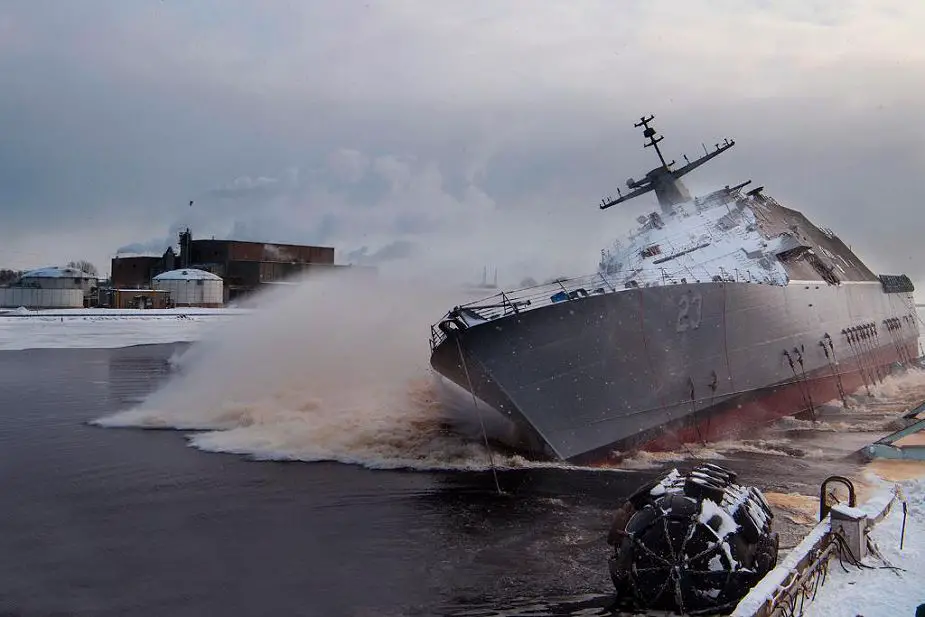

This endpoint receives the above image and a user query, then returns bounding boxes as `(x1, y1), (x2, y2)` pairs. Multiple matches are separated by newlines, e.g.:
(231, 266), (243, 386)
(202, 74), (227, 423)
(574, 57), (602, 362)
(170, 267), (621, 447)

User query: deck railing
(428, 267), (752, 351)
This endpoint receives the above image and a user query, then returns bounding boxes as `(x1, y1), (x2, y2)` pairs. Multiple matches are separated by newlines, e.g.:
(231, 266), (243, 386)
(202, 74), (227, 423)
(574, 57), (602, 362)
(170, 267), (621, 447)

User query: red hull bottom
(592, 341), (918, 465)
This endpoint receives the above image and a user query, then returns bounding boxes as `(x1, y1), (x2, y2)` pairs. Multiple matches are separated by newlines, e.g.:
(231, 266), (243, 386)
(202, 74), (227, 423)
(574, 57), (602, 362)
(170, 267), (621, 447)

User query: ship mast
(600, 115), (735, 214)
(639, 114), (669, 168)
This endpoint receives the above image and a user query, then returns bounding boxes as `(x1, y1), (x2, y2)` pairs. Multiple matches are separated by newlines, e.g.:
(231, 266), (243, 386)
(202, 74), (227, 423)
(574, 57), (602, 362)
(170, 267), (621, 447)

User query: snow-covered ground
(0, 307), (249, 351)
(802, 473), (925, 617)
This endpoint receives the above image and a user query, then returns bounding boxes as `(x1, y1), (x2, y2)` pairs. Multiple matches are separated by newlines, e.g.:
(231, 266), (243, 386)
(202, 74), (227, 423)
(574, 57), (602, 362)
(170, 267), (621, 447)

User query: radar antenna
(600, 115), (735, 213)
(636, 115), (673, 169)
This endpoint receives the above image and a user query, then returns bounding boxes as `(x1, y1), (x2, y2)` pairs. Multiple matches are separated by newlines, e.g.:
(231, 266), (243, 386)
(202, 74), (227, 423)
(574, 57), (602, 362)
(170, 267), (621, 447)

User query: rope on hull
(454, 335), (503, 495)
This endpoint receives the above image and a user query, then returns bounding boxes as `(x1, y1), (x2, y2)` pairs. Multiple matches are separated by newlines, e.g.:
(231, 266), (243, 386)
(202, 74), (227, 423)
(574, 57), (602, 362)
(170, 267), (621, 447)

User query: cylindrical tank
(0, 287), (84, 308)
(152, 268), (224, 308)
(18, 266), (98, 293)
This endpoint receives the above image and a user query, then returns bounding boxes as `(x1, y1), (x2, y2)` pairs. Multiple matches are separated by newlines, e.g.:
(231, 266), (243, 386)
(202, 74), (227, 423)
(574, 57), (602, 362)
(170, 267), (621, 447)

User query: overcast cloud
(1, 1), (923, 287)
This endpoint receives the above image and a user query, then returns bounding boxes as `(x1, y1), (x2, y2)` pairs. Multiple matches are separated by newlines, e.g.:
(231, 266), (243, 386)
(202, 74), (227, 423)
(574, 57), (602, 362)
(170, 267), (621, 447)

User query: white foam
(91, 270), (626, 473)
(612, 438), (806, 469)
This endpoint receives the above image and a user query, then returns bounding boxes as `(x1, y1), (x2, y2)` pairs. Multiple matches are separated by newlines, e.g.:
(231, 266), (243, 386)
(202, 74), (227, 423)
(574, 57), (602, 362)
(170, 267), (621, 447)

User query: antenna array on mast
(599, 114), (736, 212)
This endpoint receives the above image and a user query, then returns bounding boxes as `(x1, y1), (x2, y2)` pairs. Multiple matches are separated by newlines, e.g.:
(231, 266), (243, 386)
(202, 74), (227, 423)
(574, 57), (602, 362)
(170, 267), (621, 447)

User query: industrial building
(110, 249), (177, 291)
(98, 288), (172, 309)
(111, 229), (370, 303)
(0, 266), (98, 309)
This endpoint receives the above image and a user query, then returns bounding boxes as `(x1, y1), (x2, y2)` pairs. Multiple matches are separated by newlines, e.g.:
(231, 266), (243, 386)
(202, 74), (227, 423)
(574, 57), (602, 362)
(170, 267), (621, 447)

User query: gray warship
(429, 115), (920, 464)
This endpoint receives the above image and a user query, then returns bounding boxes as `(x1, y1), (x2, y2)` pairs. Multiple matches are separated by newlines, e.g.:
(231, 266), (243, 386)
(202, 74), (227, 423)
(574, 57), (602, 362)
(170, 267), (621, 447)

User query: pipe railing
(428, 265), (769, 350)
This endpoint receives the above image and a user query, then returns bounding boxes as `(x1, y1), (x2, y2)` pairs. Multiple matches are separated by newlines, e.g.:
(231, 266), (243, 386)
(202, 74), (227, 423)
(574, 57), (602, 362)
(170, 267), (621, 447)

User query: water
(5, 345), (922, 616)
(0, 344), (660, 616)
(2, 276), (922, 616)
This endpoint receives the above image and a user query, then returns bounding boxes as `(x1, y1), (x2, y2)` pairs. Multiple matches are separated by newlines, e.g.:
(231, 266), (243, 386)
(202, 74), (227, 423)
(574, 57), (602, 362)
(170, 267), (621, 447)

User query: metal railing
(428, 263), (768, 350)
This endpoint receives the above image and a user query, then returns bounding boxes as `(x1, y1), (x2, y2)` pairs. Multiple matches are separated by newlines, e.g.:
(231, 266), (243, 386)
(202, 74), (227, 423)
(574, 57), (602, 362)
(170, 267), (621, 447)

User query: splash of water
(92, 270), (925, 473)
(92, 269), (617, 472)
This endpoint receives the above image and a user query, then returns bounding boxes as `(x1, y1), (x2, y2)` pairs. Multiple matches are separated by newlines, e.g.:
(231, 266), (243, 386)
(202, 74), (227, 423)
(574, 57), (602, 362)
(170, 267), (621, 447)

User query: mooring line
(820, 336), (848, 408)
(845, 329), (872, 396)
(455, 335), (503, 495)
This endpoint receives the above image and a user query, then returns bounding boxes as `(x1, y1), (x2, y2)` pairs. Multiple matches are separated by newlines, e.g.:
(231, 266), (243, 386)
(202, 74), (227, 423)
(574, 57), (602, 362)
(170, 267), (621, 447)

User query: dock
(731, 397), (925, 617)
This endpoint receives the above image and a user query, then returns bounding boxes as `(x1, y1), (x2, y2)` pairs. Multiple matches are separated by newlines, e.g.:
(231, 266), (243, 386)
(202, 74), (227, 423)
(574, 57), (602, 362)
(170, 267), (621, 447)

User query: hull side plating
(431, 281), (919, 462)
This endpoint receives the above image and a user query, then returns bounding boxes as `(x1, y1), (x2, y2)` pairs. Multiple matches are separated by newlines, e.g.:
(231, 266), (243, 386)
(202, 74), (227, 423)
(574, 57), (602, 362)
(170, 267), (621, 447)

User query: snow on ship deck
(431, 184), (890, 350)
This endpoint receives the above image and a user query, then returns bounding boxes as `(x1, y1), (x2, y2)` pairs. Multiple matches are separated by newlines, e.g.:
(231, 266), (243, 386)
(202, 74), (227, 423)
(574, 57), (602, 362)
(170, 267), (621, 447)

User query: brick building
(111, 230), (371, 303)
(110, 249), (177, 290)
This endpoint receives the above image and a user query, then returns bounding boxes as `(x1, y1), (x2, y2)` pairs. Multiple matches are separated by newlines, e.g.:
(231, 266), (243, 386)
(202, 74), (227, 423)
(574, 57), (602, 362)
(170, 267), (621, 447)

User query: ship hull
(430, 280), (919, 463)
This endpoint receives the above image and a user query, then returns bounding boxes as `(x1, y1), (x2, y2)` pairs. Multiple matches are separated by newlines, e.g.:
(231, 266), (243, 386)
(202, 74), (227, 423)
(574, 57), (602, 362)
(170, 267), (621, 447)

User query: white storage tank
(0, 266), (98, 308)
(0, 287), (85, 309)
(19, 266), (98, 293)
(153, 268), (224, 307)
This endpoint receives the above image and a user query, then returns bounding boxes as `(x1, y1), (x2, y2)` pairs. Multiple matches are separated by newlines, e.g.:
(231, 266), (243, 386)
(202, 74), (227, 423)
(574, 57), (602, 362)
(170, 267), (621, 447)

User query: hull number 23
(676, 291), (703, 332)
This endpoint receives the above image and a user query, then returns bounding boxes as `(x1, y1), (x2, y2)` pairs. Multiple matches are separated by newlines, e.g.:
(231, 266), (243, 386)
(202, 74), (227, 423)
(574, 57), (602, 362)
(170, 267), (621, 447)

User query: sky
(1, 0), (924, 287)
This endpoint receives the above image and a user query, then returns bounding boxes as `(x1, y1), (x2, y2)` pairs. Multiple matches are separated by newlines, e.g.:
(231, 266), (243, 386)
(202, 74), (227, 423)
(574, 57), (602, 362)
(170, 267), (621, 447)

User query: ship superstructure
(429, 115), (919, 463)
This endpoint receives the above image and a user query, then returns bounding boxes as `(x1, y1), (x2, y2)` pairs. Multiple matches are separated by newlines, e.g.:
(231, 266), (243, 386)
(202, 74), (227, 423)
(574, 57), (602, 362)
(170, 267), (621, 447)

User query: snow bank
(801, 476), (924, 617)
(0, 307), (248, 317)
(0, 308), (248, 350)
(733, 475), (917, 617)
